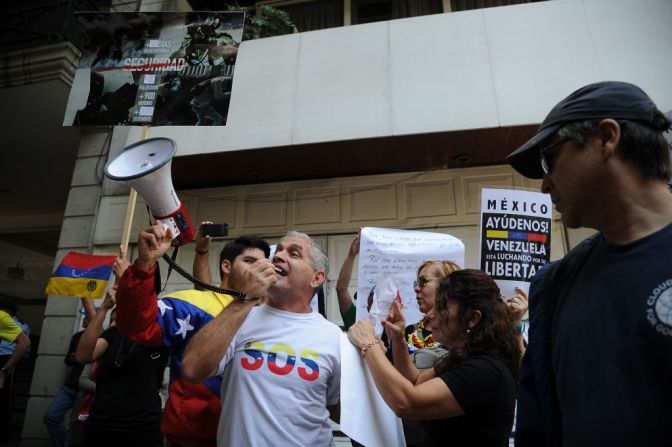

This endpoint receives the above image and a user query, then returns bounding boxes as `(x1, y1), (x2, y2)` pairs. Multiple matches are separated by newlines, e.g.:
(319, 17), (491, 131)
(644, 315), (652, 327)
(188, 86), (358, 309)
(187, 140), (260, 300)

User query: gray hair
(281, 231), (328, 274)
(557, 116), (671, 181)
(556, 120), (599, 147)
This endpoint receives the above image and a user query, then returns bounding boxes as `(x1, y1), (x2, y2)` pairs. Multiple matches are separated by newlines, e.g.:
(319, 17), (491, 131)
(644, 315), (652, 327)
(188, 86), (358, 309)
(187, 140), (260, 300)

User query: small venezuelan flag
(45, 252), (116, 299)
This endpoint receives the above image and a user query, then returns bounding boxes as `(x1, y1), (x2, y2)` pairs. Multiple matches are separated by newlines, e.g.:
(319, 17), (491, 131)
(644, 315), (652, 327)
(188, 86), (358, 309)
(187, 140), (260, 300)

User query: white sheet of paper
(339, 333), (406, 447)
(357, 227), (465, 325)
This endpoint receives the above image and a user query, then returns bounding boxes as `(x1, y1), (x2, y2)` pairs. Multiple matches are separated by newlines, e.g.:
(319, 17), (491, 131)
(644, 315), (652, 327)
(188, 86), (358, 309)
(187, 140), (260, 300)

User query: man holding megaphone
(114, 222), (276, 447)
(181, 231), (342, 447)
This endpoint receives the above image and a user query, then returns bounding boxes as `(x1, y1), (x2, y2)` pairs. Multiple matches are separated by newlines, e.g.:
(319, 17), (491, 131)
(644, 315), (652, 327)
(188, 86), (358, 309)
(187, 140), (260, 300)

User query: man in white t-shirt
(182, 231), (341, 447)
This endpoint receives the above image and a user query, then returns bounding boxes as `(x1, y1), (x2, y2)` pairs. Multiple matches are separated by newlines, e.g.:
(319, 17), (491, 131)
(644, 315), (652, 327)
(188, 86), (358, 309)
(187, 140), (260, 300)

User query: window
(352, 0), (393, 24)
(449, 0), (531, 13)
(258, 0), (344, 32)
(352, 0), (444, 25)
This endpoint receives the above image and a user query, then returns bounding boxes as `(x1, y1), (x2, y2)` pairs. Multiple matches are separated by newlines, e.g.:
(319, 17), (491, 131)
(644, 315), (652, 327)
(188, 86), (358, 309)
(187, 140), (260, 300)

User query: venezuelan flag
(486, 230), (547, 244)
(45, 252), (116, 299)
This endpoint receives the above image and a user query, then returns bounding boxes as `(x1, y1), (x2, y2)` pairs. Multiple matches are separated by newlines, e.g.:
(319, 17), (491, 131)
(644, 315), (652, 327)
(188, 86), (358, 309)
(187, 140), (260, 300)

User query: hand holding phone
(201, 223), (229, 238)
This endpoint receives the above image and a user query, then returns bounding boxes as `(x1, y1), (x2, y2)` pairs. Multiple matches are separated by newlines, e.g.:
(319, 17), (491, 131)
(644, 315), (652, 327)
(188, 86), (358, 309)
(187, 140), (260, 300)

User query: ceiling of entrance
(0, 79), (80, 302)
(170, 125), (538, 190)
(0, 80), (81, 253)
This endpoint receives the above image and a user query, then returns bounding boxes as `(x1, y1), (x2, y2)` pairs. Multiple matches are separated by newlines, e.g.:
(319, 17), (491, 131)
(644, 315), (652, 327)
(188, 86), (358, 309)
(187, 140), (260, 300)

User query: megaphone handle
(161, 253), (248, 300)
(120, 188), (138, 255)
(119, 126), (150, 253)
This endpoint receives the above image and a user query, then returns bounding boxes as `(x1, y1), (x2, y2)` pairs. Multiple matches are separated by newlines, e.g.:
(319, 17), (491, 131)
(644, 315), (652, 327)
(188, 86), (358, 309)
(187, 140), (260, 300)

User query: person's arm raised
(115, 224), (172, 347)
(135, 223), (173, 271)
(112, 245), (130, 286)
(80, 298), (97, 325)
(75, 289), (115, 363)
(507, 287), (529, 354)
(65, 302), (92, 367)
(336, 233), (360, 326)
(192, 221), (213, 290)
(181, 258), (277, 383)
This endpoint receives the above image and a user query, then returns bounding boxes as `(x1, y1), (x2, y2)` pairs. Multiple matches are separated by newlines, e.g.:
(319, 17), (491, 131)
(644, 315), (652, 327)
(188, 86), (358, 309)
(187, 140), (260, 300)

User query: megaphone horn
(104, 137), (195, 246)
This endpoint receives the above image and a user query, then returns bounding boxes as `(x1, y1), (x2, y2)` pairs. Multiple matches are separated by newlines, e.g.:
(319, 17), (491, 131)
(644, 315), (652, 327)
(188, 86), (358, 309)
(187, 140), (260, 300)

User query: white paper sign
(339, 333), (406, 447)
(357, 227), (465, 326)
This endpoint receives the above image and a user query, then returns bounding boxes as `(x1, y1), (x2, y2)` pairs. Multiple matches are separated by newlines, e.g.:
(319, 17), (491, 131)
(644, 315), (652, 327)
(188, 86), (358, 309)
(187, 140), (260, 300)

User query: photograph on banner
(357, 227), (465, 334)
(63, 11), (244, 126)
(479, 187), (552, 301)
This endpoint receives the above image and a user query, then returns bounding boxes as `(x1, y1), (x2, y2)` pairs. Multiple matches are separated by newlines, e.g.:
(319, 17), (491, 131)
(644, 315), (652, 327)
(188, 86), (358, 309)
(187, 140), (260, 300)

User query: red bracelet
(361, 339), (383, 358)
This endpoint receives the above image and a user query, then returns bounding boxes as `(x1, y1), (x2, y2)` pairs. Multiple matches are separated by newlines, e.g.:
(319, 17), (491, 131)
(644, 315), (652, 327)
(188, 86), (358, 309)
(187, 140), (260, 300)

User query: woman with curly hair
(348, 269), (521, 447)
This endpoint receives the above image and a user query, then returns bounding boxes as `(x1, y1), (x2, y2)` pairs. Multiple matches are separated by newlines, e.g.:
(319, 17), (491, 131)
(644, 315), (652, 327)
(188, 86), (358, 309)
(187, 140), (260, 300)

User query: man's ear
(310, 270), (326, 289)
(468, 309), (482, 329)
(220, 259), (232, 276)
(597, 118), (621, 159)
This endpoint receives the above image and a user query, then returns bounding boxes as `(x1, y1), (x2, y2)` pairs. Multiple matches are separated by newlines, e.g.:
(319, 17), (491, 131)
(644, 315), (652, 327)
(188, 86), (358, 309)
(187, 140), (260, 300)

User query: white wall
(130, 0), (672, 156)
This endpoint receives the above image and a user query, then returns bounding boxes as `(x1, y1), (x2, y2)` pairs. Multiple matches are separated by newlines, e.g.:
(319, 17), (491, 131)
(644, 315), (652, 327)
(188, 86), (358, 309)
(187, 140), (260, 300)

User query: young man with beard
(114, 224), (276, 447)
(181, 231), (342, 447)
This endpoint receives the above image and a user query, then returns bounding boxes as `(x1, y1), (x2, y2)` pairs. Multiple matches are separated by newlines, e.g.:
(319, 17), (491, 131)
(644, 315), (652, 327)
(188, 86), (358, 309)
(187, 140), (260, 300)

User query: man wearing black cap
(507, 81), (672, 447)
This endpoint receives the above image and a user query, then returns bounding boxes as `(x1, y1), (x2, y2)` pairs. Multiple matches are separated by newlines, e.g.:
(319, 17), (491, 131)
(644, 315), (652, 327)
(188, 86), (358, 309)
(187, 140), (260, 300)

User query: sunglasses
(539, 137), (572, 175)
(413, 276), (436, 288)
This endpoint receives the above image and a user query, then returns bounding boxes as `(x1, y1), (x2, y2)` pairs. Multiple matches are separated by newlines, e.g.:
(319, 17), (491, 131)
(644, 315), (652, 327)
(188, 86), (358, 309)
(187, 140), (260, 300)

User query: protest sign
(480, 188), (552, 299)
(64, 11), (244, 126)
(357, 227), (465, 327)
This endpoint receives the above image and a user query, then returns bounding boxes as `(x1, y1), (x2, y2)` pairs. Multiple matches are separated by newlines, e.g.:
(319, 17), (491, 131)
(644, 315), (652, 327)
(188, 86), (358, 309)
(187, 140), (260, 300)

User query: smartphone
(201, 223), (229, 238)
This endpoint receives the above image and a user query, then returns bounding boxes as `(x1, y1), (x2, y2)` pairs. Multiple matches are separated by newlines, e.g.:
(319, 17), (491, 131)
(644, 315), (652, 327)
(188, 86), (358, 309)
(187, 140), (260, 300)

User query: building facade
(1, 0), (670, 443)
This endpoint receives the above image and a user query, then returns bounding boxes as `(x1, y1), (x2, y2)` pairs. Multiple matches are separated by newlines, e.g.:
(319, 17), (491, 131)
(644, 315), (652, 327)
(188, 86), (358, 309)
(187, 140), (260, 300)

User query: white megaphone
(104, 137), (195, 246)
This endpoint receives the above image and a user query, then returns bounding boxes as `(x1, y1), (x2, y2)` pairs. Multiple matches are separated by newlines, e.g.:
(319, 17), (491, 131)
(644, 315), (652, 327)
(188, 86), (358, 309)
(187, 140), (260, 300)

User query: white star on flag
(175, 314), (195, 339)
(157, 300), (173, 316)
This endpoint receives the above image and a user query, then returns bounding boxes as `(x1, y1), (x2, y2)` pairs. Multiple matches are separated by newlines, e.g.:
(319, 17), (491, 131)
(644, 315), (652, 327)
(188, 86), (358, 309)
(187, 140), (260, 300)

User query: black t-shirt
(552, 223), (672, 446)
(64, 330), (85, 389)
(422, 355), (516, 447)
(87, 327), (168, 432)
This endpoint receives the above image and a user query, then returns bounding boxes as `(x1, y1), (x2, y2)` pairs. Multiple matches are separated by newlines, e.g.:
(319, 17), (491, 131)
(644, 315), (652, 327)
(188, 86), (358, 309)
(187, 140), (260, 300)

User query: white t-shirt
(216, 304), (341, 447)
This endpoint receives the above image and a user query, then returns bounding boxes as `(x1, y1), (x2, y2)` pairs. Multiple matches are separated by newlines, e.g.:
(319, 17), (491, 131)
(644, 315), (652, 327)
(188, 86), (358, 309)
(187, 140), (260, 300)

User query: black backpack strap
(516, 261), (559, 447)
(146, 347), (169, 390)
(541, 234), (600, 445)
(517, 234), (600, 447)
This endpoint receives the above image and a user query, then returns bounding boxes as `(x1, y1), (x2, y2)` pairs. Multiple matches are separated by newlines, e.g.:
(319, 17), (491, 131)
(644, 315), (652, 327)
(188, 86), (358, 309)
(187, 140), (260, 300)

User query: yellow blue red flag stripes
(45, 252), (116, 299)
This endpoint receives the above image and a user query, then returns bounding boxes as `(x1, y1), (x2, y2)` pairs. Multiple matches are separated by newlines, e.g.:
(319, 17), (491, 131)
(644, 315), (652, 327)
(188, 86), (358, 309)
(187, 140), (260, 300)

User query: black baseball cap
(507, 81), (664, 179)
